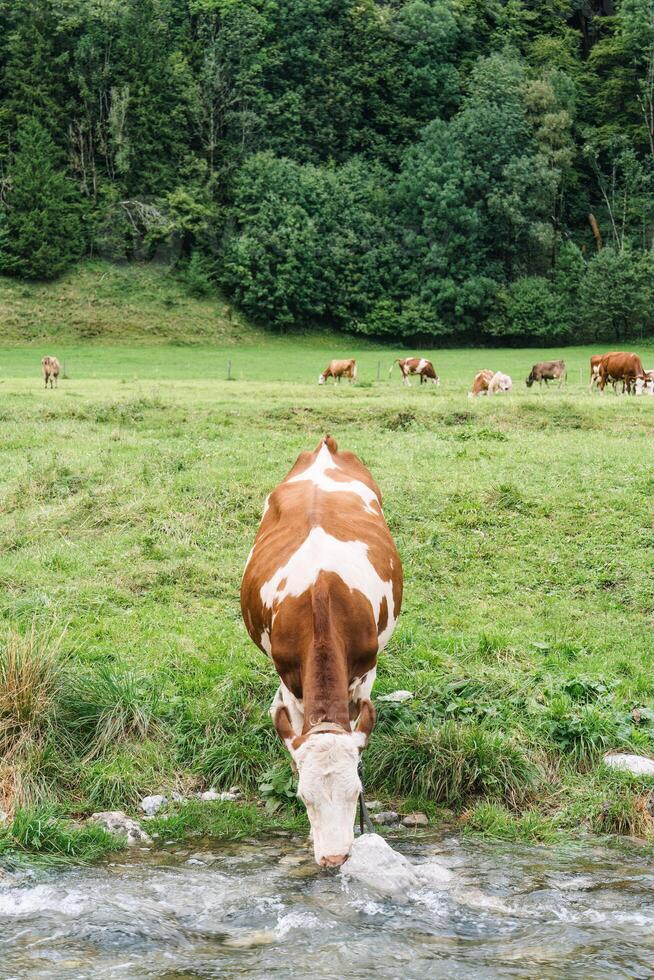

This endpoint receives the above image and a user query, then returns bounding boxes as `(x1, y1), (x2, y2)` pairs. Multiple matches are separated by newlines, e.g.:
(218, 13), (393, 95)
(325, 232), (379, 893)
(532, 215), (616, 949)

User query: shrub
(0, 628), (68, 810)
(365, 721), (539, 807)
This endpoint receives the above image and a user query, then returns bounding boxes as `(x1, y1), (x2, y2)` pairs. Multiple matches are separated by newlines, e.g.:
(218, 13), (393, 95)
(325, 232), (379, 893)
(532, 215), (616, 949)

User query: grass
(0, 262), (653, 851)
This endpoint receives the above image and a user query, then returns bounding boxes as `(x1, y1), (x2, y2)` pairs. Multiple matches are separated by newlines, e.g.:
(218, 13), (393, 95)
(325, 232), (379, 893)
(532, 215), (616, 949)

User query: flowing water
(1, 830), (653, 979)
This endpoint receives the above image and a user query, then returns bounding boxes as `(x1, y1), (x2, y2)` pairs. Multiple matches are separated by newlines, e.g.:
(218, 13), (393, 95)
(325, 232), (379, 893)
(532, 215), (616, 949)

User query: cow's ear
(353, 699), (376, 751)
(273, 705), (297, 753)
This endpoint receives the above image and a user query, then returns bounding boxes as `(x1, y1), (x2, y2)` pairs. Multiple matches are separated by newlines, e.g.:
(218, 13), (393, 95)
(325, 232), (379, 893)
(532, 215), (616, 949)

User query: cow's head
(525, 373), (534, 387)
(432, 374), (441, 386)
(318, 374), (326, 385)
(274, 702), (375, 867)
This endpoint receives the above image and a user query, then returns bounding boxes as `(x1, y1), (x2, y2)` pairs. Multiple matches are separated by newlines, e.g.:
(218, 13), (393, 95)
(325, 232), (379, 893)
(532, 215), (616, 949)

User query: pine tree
(0, 118), (82, 280)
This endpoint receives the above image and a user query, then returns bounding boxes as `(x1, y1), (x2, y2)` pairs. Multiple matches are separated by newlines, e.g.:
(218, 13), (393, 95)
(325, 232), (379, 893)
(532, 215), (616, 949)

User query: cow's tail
(322, 433), (338, 454)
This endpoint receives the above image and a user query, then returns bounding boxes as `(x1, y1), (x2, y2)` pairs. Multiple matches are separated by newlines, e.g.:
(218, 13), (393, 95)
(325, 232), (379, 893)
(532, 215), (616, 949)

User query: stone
(377, 690), (413, 704)
(373, 810), (399, 826)
(341, 833), (452, 899)
(88, 811), (152, 846)
(364, 800), (383, 812)
(199, 790), (221, 801)
(219, 791), (240, 802)
(140, 795), (167, 817)
(603, 753), (654, 776)
(228, 786), (242, 797)
(171, 792), (185, 803)
(188, 852), (220, 865)
(402, 812), (429, 828)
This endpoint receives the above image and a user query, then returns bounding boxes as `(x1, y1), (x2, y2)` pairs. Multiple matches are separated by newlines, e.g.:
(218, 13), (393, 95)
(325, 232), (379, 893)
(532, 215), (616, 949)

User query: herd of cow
(318, 352), (654, 395)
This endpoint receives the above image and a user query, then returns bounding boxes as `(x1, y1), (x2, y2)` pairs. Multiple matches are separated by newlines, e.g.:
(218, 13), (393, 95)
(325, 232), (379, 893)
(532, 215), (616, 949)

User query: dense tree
(0, 118), (82, 279)
(0, 0), (651, 342)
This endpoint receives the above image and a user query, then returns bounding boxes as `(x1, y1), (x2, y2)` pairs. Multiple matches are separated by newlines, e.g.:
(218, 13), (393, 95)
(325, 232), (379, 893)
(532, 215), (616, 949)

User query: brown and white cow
(635, 370), (654, 396)
(589, 354), (604, 391)
(241, 435), (403, 867)
(41, 356), (60, 389)
(318, 359), (357, 385)
(469, 370), (512, 397)
(598, 352), (645, 394)
(526, 360), (566, 388)
(391, 357), (440, 387)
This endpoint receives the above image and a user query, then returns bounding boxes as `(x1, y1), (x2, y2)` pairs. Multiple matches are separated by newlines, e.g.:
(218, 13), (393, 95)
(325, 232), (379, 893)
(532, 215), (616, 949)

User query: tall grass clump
(0, 806), (118, 861)
(0, 628), (68, 811)
(66, 666), (165, 758)
(366, 720), (539, 808)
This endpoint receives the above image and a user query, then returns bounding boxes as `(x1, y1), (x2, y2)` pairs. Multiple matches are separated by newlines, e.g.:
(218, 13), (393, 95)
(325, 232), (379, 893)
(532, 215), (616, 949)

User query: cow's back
(241, 436), (402, 699)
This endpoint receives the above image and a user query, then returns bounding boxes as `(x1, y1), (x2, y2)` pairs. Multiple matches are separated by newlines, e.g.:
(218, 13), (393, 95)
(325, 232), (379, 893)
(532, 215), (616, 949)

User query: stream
(1, 831), (653, 979)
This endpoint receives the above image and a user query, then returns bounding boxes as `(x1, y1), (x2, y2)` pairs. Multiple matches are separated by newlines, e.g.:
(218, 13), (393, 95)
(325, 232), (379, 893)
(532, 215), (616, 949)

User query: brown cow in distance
(391, 357), (440, 386)
(526, 360), (566, 387)
(598, 352), (645, 394)
(318, 359), (357, 384)
(41, 356), (60, 389)
(241, 435), (403, 867)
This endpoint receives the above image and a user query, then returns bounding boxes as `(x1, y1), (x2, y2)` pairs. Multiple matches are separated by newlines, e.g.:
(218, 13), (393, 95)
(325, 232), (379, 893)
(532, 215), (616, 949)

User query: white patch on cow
(318, 374), (325, 385)
(271, 682), (305, 735)
(349, 666), (376, 705)
(291, 732), (362, 865)
(262, 494), (271, 517)
(260, 629), (272, 656)
(287, 442), (381, 516)
(417, 358), (428, 373)
(259, 527), (395, 653)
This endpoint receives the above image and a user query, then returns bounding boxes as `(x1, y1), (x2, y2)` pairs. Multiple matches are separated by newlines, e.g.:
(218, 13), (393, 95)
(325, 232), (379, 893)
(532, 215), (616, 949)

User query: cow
(635, 370), (654, 396)
(41, 356), (60, 389)
(240, 435), (403, 868)
(590, 352), (624, 392)
(598, 352), (645, 395)
(526, 360), (566, 388)
(390, 357), (440, 387)
(469, 370), (512, 397)
(318, 359), (357, 385)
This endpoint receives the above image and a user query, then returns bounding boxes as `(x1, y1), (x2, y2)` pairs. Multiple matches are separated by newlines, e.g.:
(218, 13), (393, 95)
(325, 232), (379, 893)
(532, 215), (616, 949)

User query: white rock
(219, 791), (240, 802)
(341, 834), (417, 896)
(199, 790), (221, 801)
(603, 753), (654, 776)
(88, 811), (152, 846)
(364, 800), (383, 812)
(377, 690), (413, 703)
(139, 795), (167, 817)
(341, 833), (452, 899)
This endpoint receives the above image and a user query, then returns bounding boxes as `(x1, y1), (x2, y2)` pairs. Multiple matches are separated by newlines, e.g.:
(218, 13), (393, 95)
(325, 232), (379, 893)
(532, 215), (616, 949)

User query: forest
(0, 0), (653, 344)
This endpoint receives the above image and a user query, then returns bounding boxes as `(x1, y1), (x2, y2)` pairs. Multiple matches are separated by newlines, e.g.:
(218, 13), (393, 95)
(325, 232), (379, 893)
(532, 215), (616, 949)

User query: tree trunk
(588, 213), (603, 251)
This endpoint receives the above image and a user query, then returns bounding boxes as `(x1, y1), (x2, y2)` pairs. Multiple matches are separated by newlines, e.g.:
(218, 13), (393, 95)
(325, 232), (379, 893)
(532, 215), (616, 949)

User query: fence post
(227, 360), (232, 381)
(376, 360), (381, 381)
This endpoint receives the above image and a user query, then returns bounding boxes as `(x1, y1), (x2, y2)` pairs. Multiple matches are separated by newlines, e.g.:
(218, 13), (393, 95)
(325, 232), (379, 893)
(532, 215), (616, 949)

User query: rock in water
(603, 753), (654, 776)
(140, 795), (167, 817)
(88, 811), (152, 846)
(341, 834), (418, 897)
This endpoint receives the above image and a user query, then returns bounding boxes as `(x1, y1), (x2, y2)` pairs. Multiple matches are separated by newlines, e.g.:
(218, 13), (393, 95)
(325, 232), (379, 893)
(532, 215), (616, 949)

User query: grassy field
(1, 325), (654, 855)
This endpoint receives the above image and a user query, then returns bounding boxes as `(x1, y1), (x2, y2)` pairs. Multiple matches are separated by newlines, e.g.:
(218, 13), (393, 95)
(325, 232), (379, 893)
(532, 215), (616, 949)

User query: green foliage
(0, 119), (82, 280)
(0, 806), (119, 861)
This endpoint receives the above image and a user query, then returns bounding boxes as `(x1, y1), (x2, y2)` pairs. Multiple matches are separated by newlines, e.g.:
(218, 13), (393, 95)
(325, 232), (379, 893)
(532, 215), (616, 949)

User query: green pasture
(1, 341), (653, 855)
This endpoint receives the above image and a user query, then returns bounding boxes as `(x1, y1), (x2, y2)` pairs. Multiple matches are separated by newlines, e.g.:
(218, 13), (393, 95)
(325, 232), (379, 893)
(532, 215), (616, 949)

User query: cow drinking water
(240, 435), (403, 867)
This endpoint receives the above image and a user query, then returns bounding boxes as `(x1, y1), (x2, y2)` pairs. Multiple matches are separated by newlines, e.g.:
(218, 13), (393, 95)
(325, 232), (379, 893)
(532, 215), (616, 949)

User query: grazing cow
(635, 370), (654, 396)
(526, 360), (566, 388)
(391, 357), (440, 387)
(469, 370), (512, 397)
(318, 359), (357, 385)
(41, 356), (60, 389)
(241, 435), (403, 867)
(598, 352), (645, 394)
(590, 352), (624, 392)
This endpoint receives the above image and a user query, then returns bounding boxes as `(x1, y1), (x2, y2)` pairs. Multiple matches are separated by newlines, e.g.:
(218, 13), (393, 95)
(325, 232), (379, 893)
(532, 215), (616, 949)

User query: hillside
(0, 262), (266, 346)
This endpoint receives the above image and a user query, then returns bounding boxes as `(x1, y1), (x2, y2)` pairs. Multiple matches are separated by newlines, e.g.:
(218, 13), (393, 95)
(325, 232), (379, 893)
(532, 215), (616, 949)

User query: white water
(1, 831), (653, 978)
